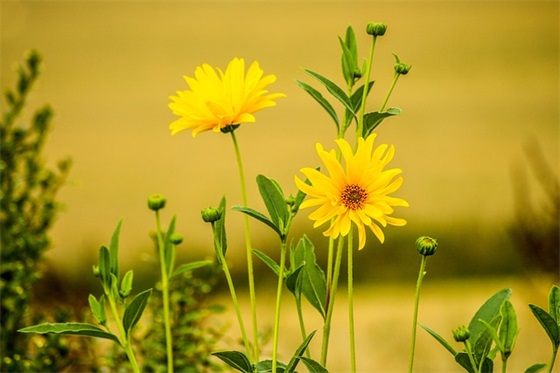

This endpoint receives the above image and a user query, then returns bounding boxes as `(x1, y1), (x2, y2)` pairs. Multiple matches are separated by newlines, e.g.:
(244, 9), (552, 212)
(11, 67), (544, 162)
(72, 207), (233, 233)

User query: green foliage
(0, 50), (71, 371)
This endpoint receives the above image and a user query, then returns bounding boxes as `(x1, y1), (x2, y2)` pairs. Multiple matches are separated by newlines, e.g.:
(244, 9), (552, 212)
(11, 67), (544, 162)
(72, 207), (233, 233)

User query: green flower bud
(92, 265), (100, 277)
(170, 233), (183, 245)
(452, 325), (471, 342)
(416, 236), (438, 256)
(147, 194), (166, 211)
(201, 207), (222, 223)
(394, 54), (412, 75)
(366, 22), (387, 36)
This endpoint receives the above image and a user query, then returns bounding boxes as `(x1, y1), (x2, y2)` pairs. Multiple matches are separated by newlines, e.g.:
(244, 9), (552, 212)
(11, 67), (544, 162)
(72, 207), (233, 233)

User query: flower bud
(453, 325), (471, 342)
(92, 265), (100, 277)
(201, 207), (222, 223)
(415, 236), (438, 256)
(393, 54), (412, 75)
(366, 22), (387, 36)
(170, 233), (183, 245)
(147, 194), (166, 211)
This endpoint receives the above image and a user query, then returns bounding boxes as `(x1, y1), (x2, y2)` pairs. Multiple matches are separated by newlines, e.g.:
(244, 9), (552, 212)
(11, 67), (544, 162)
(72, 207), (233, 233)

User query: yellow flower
(168, 58), (285, 137)
(295, 135), (409, 249)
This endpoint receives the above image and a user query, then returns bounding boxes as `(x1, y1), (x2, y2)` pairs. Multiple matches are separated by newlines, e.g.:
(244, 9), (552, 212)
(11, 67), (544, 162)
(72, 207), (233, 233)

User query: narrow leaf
(296, 80), (339, 129)
(253, 249), (281, 276)
(299, 356), (329, 373)
(304, 69), (355, 115)
(294, 236), (326, 318)
(119, 270), (134, 298)
(257, 175), (288, 235)
(473, 314), (501, 363)
(88, 294), (106, 325)
(170, 260), (213, 279)
(214, 196), (228, 259)
(419, 324), (457, 356)
(499, 300), (518, 356)
(469, 288), (512, 346)
(122, 288), (152, 338)
(212, 351), (253, 373)
(285, 330), (317, 373)
(525, 363), (547, 373)
(362, 107), (401, 137)
(529, 304), (560, 347)
(109, 220), (122, 279)
(164, 215), (177, 276)
(98, 245), (111, 290)
(233, 205), (282, 237)
(549, 285), (560, 323)
(19, 322), (119, 343)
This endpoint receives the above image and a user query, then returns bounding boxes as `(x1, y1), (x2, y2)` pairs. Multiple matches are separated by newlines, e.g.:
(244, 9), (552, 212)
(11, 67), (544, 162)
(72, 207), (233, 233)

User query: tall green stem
(321, 236), (345, 366)
(408, 255), (428, 373)
(547, 345), (558, 373)
(107, 294), (141, 373)
(230, 130), (259, 360)
(296, 297), (311, 359)
(347, 229), (356, 373)
(272, 240), (287, 373)
(356, 35), (377, 140)
(155, 210), (174, 373)
(379, 72), (400, 113)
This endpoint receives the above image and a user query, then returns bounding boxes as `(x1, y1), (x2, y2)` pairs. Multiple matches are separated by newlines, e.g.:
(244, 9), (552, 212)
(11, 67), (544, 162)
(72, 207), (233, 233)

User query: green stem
(408, 255), (428, 373)
(155, 210), (174, 373)
(356, 35), (377, 140)
(321, 236), (345, 366)
(214, 222), (253, 360)
(107, 293), (141, 373)
(547, 345), (558, 373)
(230, 130), (259, 361)
(379, 72), (400, 113)
(347, 229), (356, 373)
(464, 340), (480, 373)
(501, 356), (507, 373)
(296, 297), (311, 359)
(272, 240), (287, 373)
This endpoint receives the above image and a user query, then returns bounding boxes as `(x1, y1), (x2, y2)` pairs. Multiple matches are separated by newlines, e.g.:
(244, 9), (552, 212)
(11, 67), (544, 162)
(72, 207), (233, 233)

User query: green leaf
(474, 314), (501, 364)
(119, 270), (133, 299)
(164, 215), (177, 276)
(293, 236), (326, 318)
(257, 175), (288, 236)
(253, 249), (281, 276)
(88, 294), (106, 325)
(98, 245), (111, 290)
(299, 356), (329, 373)
(419, 323), (457, 356)
(170, 260), (213, 279)
(296, 80), (339, 130)
(529, 304), (560, 347)
(549, 285), (560, 323)
(304, 69), (355, 115)
(525, 363), (547, 373)
(233, 206), (282, 237)
(286, 264), (304, 296)
(454, 353), (493, 373)
(285, 330), (316, 373)
(18, 322), (119, 343)
(253, 360), (286, 372)
(340, 26), (359, 87)
(122, 288), (152, 338)
(499, 300), (518, 357)
(109, 220), (122, 280)
(469, 288), (512, 347)
(212, 351), (253, 373)
(362, 107), (401, 137)
(213, 196), (228, 260)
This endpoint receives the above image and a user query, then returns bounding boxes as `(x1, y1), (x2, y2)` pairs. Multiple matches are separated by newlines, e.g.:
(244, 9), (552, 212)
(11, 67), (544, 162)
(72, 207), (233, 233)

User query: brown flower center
(340, 184), (368, 210)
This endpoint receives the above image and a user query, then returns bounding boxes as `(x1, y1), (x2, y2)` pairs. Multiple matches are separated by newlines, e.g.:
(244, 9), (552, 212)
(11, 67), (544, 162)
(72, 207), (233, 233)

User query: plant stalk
(272, 240), (287, 373)
(347, 228), (356, 373)
(408, 255), (428, 373)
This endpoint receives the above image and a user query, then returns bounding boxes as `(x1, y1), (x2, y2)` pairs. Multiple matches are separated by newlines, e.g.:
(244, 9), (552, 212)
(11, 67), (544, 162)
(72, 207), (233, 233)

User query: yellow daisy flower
(295, 135), (409, 249)
(168, 57), (285, 137)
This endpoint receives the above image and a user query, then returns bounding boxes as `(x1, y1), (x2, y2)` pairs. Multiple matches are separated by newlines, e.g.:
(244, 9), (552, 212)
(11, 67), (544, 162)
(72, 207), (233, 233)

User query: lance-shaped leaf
(170, 260), (213, 279)
(293, 236), (326, 318)
(109, 220), (122, 280)
(473, 314), (501, 364)
(285, 330), (316, 373)
(499, 300), (518, 357)
(339, 26), (359, 87)
(212, 351), (253, 373)
(303, 69), (355, 115)
(19, 322), (119, 343)
(213, 196), (228, 260)
(362, 107), (401, 137)
(163, 215), (177, 276)
(455, 352), (493, 373)
(122, 288), (152, 338)
(419, 323), (457, 356)
(257, 175), (289, 236)
(253, 249), (281, 277)
(469, 288), (512, 348)
(98, 245), (111, 290)
(286, 264), (305, 297)
(88, 294), (106, 325)
(119, 270), (133, 299)
(525, 363), (547, 373)
(299, 357), (329, 373)
(549, 285), (560, 323)
(529, 304), (560, 348)
(233, 206), (282, 237)
(296, 80), (339, 130)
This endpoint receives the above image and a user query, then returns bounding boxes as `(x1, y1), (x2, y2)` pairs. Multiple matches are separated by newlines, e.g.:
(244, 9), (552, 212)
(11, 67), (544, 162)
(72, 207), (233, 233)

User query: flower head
(295, 135), (408, 249)
(168, 58), (285, 137)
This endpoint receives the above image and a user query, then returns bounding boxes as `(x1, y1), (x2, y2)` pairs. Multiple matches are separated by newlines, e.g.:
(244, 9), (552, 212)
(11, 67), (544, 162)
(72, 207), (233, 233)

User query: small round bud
(393, 54), (411, 75)
(170, 233), (183, 245)
(453, 325), (471, 342)
(92, 265), (100, 277)
(366, 22), (387, 36)
(416, 236), (438, 256)
(201, 207), (222, 223)
(147, 194), (166, 211)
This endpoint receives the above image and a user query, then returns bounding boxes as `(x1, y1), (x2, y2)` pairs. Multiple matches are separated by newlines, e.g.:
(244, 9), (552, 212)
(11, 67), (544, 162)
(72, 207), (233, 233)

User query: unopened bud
(92, 265), (100, 277)
(453, 325), (471, 342)
(170, 233), (183, 245)
(394, 54), (412, 75)
(201, 207), (222, 223)
(416, 236), (438, 256)
(366, 22), (387, 36)
(147, 194), (166, 211)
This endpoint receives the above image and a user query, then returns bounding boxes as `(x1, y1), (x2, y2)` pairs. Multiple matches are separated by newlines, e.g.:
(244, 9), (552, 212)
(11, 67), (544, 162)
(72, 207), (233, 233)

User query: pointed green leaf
(525, 363), (547, 373)
(304, 69), (355, 115)
(419, 324), (457, 356)
(454, 352), (476, 373)
(469, 288), (512, 347)
(214, 196), (228, 259)
(119, 270), (133, 299)
(170, 260), (212, 279)
(499, 300), (518, 356)
(88, 294), (106, 325)
(164, 215), (177, 276)
(296, 80), (339, 129)
(122, 288), (152, 338)
(474, 314), (501, 363)
(529, 304), (560, 347)
(257, 175), (288, 236)
(254, 360), (287, 372)
(212, 351), (253, 373)
(299, 356), (329, 373)
(293, 236), (326, 318)
(285, 330), (316, 373)
(362, 107), (401, 137)
(549, 285), (560, 323)
(286, 264), (304, 296)
(253, 249), (281, 276)
(109, 220), (122, 279)
(98, 245), (111, 290)
(233, 206), (282, 237)
(19, 322), (119, 343)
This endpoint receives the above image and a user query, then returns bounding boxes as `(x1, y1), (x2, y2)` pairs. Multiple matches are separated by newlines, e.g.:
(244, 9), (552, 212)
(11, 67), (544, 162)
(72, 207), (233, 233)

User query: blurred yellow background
(2, 1), (559, 372)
